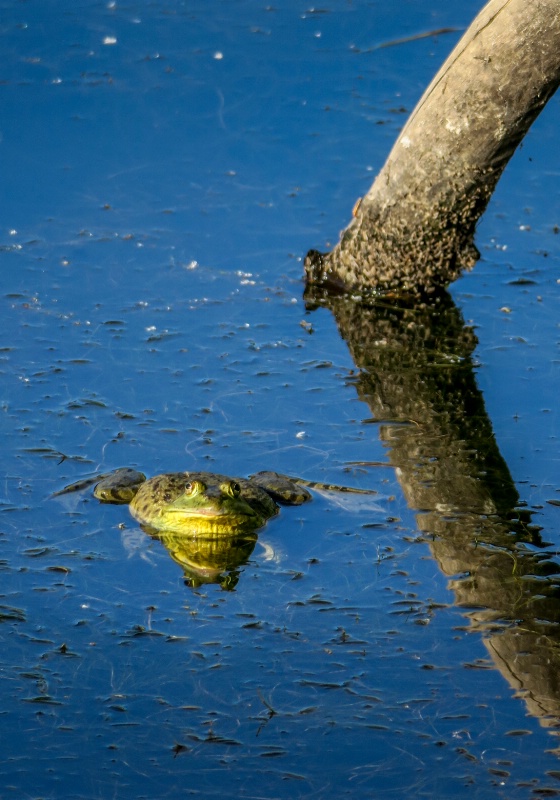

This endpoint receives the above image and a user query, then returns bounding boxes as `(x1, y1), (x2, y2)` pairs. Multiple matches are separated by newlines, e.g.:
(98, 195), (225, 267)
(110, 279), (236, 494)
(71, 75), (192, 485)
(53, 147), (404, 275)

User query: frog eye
(224, 481), (241, 498)
(184, 480), (204, 496)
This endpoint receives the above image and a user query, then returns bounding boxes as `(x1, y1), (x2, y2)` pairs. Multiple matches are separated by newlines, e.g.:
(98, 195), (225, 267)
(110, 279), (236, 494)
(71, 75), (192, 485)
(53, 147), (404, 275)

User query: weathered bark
(305, 0), (560, 295)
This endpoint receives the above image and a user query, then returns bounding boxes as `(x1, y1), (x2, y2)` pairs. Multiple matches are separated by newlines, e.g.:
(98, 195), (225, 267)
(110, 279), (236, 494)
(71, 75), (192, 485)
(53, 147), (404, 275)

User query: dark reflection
(306, 286), (560, 745)
(146, 527), (257, 591)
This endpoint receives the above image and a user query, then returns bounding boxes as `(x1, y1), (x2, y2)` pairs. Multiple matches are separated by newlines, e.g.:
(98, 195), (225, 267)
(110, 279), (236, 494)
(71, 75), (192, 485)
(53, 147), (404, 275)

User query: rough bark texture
(306, 0), (560, 295)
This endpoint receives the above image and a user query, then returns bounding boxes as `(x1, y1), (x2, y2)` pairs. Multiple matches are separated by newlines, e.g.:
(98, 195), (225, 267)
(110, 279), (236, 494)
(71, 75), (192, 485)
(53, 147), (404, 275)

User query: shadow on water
(305, 285), (560, 747)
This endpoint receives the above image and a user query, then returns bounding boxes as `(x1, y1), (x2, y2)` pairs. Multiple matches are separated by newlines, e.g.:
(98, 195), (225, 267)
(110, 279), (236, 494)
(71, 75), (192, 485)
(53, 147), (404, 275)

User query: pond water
(1, 1), (560, 798)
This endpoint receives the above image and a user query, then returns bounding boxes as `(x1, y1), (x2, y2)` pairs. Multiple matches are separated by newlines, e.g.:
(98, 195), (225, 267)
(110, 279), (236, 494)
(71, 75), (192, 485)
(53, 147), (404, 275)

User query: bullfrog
(54, 467), (375, 536)
(127, 470), (310, 536)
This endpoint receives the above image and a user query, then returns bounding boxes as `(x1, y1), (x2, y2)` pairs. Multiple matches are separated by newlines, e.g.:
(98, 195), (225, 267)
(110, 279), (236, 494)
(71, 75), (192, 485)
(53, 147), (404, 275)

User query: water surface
(1, 1), (560, 797)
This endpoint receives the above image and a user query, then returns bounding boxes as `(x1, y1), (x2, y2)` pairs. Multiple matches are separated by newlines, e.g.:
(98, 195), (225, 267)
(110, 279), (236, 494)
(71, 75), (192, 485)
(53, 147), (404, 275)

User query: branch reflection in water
(306, 286), (560, 747)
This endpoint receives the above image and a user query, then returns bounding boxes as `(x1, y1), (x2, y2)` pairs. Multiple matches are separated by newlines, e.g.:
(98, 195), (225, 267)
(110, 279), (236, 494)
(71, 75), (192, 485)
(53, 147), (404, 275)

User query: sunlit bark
(305, 0), (560, 295)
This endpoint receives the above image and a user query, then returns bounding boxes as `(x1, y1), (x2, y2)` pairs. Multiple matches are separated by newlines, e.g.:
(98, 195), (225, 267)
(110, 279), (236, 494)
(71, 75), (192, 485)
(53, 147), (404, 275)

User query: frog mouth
(166, 504), (257, 520)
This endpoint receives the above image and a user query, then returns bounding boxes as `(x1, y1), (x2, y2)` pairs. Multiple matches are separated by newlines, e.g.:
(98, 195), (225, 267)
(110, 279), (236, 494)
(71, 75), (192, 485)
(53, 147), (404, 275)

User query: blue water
(1, 1), (560, 797)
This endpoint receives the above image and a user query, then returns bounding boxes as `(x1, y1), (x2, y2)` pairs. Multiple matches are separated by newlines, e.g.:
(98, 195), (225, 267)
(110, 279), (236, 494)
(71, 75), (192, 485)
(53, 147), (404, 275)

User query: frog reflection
(148, 528), (258, 590)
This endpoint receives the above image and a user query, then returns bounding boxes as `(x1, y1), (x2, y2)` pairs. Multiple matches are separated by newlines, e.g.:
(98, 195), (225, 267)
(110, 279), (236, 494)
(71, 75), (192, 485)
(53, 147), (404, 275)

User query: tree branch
(305, 0), (560, 296)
